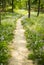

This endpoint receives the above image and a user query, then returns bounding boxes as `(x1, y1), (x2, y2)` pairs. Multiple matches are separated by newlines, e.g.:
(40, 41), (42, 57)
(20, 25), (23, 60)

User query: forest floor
(8, 16), (33, 65)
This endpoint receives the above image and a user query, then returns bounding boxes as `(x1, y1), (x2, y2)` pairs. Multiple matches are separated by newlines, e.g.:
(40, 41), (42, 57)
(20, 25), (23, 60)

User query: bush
(0, 12), (22, 65)
(0, 24), (13, 65)
(22, 15), (44, 65)
(0, 41), (10, 65)
(0, 16), (16, 64)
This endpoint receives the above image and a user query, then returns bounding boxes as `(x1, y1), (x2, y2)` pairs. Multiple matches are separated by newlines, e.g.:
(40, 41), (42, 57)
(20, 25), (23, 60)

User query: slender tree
(12, 0), (14, 12)
(0, 11), (1, 25)
(0, 0), (2, 25)
(2, 0), (6, 12)
(28, 0), (30, 18)
(37, 0), (40, 16)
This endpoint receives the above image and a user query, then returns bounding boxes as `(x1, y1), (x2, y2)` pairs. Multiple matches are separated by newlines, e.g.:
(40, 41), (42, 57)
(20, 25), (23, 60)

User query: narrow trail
(9, 16), (33, 65)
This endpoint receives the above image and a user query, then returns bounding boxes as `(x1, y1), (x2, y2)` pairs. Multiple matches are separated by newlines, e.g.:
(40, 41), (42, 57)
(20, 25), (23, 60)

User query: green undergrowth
(22, 14), (44, 65)
(0, 13), (21, 65)
(1, 12), (22, 20)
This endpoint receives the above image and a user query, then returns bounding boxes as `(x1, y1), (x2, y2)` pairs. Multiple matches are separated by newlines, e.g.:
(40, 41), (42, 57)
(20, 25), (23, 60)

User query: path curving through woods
(9, 16), (33, 65)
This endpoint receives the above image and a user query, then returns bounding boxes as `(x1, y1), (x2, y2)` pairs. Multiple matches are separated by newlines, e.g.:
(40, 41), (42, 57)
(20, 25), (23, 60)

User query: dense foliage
(0, 13), (21, 65)
(22, 13), (44, 65)
(0, 0), (44, 12)
(0, 0), (44, 65)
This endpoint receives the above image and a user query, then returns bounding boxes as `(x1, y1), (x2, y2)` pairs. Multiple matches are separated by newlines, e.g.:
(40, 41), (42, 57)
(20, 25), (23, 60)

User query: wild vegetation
(0, 0), (44, 65)
(0, 13), (22, 65)
(22, 13), (44, 65)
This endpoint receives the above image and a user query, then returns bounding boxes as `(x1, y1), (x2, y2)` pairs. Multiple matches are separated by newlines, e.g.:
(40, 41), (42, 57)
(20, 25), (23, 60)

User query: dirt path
(9, 16), (33, 65)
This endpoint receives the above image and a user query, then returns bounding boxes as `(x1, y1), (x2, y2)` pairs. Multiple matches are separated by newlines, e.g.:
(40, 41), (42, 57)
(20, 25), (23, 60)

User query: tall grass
(22, 14), (44, 65)
(0, 12), (21, 65)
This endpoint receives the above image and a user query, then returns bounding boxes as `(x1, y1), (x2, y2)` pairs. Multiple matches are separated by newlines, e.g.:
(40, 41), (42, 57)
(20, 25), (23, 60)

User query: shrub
(0, 41), (10, 65)
(22, 15), (44, 65)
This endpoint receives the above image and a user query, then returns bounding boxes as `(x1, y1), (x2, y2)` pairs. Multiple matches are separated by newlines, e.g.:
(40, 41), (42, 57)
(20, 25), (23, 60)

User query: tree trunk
(2, 0), (6, 12)
(0, 0), (2, 25)
(37, 0), (40, 16)
(0, 12), (1, 25)
(28, 0), (30, 18)
(12, 0), (14, 13)
(26, 1), (28, 9)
